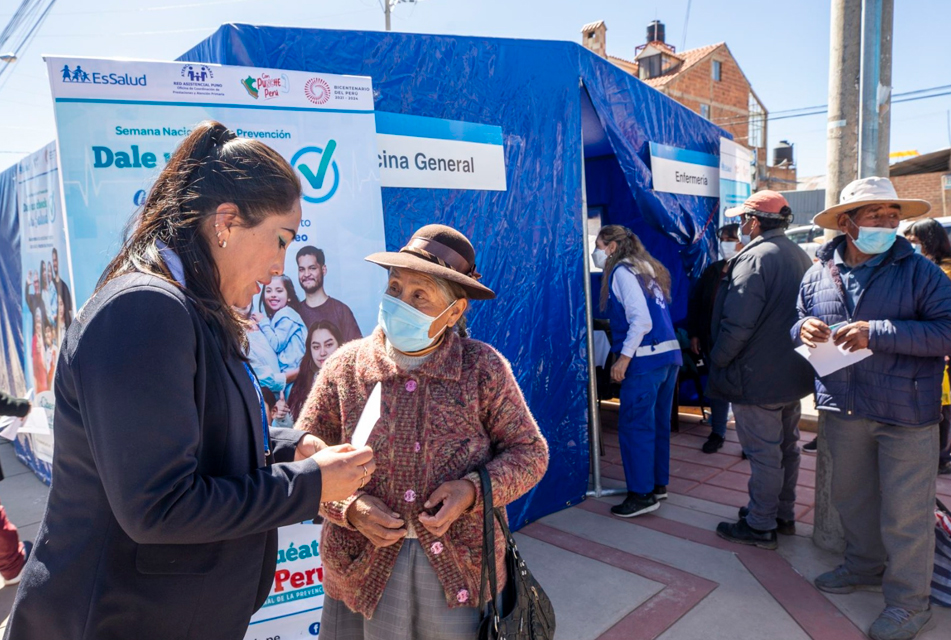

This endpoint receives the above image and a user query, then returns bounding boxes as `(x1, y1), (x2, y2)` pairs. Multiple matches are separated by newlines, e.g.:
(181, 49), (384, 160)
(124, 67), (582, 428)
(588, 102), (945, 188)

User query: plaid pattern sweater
(297, 327), (549, 618)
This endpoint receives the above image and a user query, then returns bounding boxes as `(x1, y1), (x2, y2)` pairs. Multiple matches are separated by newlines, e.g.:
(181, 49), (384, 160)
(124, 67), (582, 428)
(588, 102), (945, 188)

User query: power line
(711, 83), (951, 128)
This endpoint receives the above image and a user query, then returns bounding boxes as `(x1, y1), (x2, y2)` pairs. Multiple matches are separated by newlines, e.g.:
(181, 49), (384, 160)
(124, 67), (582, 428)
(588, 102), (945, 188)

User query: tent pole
(580, 145), (625, 499)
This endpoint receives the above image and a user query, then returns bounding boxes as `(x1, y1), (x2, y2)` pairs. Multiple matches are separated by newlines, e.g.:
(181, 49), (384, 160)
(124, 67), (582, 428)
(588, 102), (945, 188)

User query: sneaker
(2, 541), (33, 588)
(939, 461), (951, 475)
(702, 433), (725, 454)
(716, 518), (778, 550)
(738, 507), (796, 536)
(868, 606), (934, 640)
(610, 492), (659, 518)
(653, 485), (668, 501)
(803, 439), (818, 453)
(814, 564), (883, 594)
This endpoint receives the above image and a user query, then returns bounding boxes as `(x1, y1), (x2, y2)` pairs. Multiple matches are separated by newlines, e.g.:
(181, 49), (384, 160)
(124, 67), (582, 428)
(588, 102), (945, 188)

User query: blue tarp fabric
(0, 164), (24, 392)
(177, 25), (727, 527)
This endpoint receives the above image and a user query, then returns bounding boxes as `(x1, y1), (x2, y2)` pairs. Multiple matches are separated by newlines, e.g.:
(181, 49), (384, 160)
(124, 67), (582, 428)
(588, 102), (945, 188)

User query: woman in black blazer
(4, 121), (375, 640)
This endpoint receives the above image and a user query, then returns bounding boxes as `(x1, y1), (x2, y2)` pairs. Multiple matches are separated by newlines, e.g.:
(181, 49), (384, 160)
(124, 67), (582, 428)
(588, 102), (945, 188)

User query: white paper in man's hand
(19, 405), (50, 435)
(351, 382), (382, 448)
(0, 389), (35, 440)
(795, 340), (872, 377)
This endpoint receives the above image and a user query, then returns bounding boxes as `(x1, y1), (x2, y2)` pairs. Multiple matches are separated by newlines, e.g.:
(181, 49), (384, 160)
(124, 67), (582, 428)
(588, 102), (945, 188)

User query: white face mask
(592, 248), (608, 269)
(720, 241), (738, 259)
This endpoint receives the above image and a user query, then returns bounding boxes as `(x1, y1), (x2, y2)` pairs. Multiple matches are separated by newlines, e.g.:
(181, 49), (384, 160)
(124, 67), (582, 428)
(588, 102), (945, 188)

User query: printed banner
(649, 142), (719, 198)
(47, 56), (386, 637)
(376, 112), (507, 191)
(719, 137), (754, 227)
(245, 522), (325, 640)
(15, 141), (70, 484)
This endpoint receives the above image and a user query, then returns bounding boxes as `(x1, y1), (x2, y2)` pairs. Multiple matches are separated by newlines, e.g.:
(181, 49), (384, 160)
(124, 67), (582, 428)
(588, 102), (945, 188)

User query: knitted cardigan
(297, 327), (549, 618)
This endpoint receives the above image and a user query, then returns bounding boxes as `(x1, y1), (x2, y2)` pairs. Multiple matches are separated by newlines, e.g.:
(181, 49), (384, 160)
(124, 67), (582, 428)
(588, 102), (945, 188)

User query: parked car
(785, 224), (826, 262)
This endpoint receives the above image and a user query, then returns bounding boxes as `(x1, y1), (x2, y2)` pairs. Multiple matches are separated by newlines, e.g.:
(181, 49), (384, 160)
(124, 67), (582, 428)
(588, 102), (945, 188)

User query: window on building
(700, 104), (710, 119)
(748, 93), (766, 149)
(639, 54), (662, 80)
(712, 60), (722, 82)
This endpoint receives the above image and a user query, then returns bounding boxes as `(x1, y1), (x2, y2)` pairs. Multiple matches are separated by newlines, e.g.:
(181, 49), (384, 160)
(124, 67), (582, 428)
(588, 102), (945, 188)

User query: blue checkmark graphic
(291, 144), (340, 204)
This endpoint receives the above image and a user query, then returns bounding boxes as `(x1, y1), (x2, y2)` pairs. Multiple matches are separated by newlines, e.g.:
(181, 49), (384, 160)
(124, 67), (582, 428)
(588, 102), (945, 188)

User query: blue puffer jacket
(791, 235), (951, 427)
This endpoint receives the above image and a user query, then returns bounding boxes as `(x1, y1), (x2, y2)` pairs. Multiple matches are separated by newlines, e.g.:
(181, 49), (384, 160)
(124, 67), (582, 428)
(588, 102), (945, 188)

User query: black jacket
(687, 258), (728, 355)
(4, 274), (323, 640)
(709, 229), (815, 405)
(0, 390), (30, 418)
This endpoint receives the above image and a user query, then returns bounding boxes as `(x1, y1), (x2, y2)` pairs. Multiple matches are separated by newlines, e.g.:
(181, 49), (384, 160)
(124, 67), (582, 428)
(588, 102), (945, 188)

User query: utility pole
(814, 0), (862, 554)
(824, 0), (861, 239)
(858, 0), (893, 178)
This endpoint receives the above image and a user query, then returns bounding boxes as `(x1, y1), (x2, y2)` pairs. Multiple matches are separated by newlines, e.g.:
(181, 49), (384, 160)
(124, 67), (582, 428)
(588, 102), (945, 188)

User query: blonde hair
(597, 225), (672, 312)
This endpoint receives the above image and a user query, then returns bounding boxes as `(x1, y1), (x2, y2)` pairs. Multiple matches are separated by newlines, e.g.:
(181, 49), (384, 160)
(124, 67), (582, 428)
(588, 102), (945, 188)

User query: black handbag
(476, 466), (555, 640)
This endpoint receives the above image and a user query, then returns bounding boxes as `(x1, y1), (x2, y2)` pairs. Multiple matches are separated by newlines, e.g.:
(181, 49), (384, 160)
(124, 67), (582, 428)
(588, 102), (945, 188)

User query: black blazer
(4, 274), (323, 640)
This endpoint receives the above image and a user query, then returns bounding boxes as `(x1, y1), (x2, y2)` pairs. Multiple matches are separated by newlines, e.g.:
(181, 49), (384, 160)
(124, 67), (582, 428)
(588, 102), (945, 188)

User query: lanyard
(243, 362), (271, 459)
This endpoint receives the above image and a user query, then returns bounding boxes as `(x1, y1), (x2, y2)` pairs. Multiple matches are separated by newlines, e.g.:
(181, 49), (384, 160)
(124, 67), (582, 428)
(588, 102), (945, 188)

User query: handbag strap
(478, 466), (499, 615)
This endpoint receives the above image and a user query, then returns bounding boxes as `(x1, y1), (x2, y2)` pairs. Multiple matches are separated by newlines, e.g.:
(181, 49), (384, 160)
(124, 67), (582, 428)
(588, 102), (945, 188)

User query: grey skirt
(319, 540), (481, 640)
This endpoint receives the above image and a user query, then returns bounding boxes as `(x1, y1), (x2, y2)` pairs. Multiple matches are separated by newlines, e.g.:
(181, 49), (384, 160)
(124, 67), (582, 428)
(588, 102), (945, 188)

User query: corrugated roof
(581, 21), (605, 33)
(890, 148), (951, 177)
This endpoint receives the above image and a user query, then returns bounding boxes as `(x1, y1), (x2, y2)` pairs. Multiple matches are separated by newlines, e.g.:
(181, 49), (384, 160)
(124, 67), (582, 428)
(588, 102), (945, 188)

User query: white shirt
(610, 261), (654, 358)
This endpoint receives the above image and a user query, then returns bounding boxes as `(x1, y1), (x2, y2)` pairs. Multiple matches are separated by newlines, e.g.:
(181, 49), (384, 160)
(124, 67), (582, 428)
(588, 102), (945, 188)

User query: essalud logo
(59, 64), (146, 86)
(291, 143), (339, 204)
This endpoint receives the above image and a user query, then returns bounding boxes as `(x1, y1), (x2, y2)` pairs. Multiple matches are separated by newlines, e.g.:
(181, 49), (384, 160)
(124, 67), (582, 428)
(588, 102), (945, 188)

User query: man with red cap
(709, 191), (815, 550)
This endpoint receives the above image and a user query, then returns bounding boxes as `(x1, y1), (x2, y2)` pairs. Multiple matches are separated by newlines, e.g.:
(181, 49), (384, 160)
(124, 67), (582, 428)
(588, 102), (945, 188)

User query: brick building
(889, 148), (951, 217)
(581, 19), (793, 189)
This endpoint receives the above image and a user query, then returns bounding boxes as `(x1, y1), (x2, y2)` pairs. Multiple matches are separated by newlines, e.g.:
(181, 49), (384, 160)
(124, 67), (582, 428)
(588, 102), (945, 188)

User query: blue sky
(2, 0), (950, 178)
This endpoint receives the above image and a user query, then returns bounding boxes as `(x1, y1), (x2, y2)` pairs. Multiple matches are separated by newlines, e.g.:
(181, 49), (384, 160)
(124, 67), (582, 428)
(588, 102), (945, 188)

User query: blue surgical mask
(378, 294), (457, 353)
(913, 243), (923, 255)
(848, 219), (898, 255)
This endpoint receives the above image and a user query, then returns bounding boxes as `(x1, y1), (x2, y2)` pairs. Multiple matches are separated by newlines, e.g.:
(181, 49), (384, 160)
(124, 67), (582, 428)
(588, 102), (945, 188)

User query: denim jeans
(731, 401), (801, 531)
(824, 411), (939, 611)
(617, 363), (679, 494)
(709, 396), (730, 438)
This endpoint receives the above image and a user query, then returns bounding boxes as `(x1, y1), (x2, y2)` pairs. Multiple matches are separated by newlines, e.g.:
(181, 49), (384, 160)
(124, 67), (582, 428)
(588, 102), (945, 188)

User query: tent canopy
(181, 25), (728, 526)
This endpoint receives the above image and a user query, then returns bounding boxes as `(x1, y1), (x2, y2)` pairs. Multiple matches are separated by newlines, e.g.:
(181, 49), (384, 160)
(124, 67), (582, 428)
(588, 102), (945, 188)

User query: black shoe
(611, 492), (659, 518)
(653, 485), (668, 501)
(702, 433), (725, 454)
(716, 518), (778, 550)
(739, 507), (796, 536)
(940, 461), (951, 475)
(741, 450), (748, 460)
(802, 439), (818, 452)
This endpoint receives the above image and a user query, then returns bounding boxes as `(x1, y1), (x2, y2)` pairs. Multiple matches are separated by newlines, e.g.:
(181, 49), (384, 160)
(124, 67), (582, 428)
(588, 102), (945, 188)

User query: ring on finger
(362, 464), (368, 477)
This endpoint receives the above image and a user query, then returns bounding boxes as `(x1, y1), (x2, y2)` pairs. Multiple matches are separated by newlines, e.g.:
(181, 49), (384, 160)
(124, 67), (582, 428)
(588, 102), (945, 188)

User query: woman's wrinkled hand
(347, 495), (406, 547)
(313, 444), (375, 503)
(418, 480), (477, 538)
(610, 355), (631, 384)
(294, 434), (327, 461)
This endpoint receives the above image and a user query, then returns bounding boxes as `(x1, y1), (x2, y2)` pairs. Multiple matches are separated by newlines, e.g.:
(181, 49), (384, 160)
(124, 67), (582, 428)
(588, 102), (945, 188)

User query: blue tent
(182, 25), (728, 527)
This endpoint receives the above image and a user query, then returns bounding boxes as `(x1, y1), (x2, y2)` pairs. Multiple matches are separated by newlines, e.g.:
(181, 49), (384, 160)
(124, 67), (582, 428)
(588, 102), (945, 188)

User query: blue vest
(607, 264), (683, 373)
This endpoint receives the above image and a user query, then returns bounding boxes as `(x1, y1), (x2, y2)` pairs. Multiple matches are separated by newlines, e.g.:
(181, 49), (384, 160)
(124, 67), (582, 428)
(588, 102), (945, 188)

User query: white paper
(795, 341), (873, 377)
(351, 382), (382, 448)
(0, 416), (22, 440)
(18, 406), (51, 435)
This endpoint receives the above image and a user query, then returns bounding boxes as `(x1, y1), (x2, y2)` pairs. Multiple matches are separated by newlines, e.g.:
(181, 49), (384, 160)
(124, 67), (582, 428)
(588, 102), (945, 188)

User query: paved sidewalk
(1, 418), (949, 639)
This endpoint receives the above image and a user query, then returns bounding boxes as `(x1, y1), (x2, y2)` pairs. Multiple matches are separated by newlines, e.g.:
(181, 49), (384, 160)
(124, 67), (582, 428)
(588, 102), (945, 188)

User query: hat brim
(365, 252), (496, 300)
(812, 198), (932, 230)
(723, 206), (747, 218)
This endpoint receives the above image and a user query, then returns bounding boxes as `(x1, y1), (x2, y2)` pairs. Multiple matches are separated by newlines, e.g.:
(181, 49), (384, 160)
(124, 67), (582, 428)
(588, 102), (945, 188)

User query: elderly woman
(297, 224), (549, 640)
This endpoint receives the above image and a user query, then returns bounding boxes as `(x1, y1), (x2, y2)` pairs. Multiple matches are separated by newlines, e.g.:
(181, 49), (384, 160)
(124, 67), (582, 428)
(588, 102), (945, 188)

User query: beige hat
(812, 177), (931, 230)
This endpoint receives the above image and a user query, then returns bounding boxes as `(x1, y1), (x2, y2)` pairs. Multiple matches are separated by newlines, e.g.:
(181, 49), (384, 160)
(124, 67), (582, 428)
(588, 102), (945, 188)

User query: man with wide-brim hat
(708, 190), (815, 551)
(793, 176), (951, 640)
(296, 224), (550, 640)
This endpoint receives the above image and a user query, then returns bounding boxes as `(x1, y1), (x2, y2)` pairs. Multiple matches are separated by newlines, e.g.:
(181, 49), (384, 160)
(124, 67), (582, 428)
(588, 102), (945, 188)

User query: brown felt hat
(365, 224), (496, 300)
